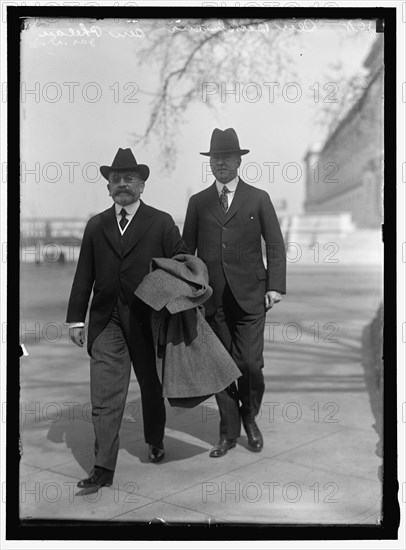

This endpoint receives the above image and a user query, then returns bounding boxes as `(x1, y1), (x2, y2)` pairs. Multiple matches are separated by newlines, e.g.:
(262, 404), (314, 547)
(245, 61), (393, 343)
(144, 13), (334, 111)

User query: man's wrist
(69, 322), (85, 329)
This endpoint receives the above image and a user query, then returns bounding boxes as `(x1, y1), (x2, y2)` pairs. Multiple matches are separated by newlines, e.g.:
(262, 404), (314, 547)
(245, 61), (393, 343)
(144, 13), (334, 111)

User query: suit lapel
(101, 205), (121, 257)
(224, 179), (253, 224)
(121, 201), (154, 258)
(203, 182), (225, 224)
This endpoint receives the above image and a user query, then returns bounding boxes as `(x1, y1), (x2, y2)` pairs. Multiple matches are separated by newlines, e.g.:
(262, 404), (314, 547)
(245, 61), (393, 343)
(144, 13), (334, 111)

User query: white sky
(20, 18), (376, 222)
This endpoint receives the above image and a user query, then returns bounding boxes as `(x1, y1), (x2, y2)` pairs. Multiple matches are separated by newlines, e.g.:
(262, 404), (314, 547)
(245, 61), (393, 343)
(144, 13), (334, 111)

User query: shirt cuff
(69, 322), (85, 329)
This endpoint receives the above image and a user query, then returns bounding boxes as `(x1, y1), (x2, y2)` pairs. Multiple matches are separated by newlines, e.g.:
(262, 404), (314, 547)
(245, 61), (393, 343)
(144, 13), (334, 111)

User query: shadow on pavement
(41, 397), (216, 472)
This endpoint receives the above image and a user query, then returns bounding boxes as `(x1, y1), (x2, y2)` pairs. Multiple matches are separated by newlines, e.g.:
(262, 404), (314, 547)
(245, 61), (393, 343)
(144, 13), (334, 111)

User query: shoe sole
(148, 454), (165, 463)
(209, 442), (237, 458)
(247, 445), (263, 452)
(77, 480), (113, 489)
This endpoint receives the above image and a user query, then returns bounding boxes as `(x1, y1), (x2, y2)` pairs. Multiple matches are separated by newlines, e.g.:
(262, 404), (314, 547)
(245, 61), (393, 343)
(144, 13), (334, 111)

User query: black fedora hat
(200, 128), (250, 156)
(100, 148), (150, 181)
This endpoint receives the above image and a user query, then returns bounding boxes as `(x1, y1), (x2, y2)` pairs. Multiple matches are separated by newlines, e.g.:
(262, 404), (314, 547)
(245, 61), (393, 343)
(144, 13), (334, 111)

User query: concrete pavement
(19, 261), (383, 524)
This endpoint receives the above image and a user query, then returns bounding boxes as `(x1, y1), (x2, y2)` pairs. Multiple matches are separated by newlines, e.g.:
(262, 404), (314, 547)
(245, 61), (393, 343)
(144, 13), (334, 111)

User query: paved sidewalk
(19, 262), (383, 524)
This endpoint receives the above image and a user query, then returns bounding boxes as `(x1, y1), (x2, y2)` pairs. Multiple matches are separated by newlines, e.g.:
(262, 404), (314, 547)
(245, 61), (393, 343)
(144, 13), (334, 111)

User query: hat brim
(100, 164), (150, 182)
(200, 149), (250, 156)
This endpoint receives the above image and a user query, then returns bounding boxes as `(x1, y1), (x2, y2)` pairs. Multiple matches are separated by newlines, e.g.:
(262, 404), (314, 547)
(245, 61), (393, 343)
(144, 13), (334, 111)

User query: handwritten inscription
(35, 22), (145, 47)
(274, 19), (317, 32)
(108, 28), (145, 39)
(30, 18), (375, 49)
(169, 20), (272, 34)
(169, 19), (317, 34)
(38, 23), (102, 39)
(341, 20), (375, 33)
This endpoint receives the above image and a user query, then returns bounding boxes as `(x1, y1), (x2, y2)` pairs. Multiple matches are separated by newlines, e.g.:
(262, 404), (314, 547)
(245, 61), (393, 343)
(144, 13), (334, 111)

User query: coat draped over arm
(134, 254), (242, 407)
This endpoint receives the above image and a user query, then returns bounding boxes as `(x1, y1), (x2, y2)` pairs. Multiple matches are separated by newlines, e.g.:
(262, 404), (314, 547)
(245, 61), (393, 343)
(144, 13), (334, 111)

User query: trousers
(89, 296), (165, 470)
(206, 284), (266, 439)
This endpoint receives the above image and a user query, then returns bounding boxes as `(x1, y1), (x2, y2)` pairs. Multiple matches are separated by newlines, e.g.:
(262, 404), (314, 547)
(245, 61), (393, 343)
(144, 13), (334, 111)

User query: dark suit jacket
(182, 179), (286, 315)
(66, 201), (186, 354)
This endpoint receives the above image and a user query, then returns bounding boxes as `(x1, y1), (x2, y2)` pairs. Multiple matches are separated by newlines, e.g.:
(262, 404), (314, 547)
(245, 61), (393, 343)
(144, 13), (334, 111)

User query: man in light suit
(67, 148), (187, 490)
(182, 128), (286, 457)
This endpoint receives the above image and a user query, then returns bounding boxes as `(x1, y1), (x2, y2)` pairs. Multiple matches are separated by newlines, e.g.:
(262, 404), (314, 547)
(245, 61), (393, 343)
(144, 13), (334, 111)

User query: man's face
(210, 153), (241, 184)
(107, 170), (145, 206)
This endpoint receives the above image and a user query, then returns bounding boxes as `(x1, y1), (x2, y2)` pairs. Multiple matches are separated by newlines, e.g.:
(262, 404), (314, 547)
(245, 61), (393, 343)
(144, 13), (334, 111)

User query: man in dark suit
(67, 148), (186, 490)
(182, 128), (286, 458)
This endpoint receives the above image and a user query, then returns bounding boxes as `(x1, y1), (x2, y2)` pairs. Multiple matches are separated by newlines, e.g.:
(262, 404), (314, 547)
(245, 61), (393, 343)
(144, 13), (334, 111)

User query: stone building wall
(304, 37), (383, 229)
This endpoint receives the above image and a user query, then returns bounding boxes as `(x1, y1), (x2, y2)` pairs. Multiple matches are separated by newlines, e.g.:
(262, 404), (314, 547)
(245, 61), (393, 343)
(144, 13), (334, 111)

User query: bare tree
(313, 60), (370, 137)
(132, 18), (372, 169)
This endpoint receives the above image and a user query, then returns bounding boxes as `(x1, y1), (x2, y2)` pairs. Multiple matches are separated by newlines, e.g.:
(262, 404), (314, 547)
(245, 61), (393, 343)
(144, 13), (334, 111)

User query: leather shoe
(148, 442), (165, 463)
(243, 421), (263, 452)
(77, 467), (114, 489)
(209, 438), (237, 458)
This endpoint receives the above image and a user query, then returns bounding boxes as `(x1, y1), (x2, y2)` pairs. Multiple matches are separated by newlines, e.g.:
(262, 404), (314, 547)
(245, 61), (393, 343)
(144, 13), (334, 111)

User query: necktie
(119, 208), (129, 231)
(220, 186), (230, 212)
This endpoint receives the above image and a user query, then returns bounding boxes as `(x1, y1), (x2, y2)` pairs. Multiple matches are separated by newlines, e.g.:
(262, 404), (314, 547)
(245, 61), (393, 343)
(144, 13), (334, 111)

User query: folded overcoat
(134, 255), (242, 407)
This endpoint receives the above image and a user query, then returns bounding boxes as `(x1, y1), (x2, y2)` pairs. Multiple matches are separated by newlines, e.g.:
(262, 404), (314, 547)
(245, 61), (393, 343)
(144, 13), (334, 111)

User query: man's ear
(107, 183), (112, 196)
(139, 182), (145, 194)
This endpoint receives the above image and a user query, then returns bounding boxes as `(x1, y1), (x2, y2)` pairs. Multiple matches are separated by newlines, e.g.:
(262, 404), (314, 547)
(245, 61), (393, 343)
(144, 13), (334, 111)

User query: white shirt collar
(114, 200), (140, 216)
(216, 176), (239, 195)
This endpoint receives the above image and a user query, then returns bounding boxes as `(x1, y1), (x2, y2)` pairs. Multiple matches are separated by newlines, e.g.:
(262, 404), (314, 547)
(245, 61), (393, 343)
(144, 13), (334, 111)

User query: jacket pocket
(243, 214), (257, 225)
(256, 269), (266, 281)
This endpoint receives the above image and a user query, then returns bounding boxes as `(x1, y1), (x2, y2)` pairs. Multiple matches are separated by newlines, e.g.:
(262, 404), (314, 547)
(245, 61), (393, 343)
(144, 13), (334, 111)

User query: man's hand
(265, 291), (282, 311)
(69, 327), (85, 347)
